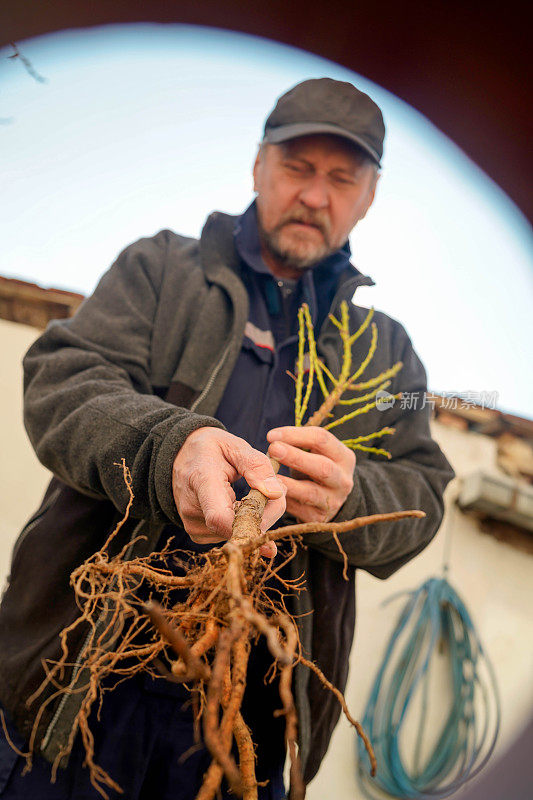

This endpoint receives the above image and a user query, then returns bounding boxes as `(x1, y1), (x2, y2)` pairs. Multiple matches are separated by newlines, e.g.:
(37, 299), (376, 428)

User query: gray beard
(257, 223), (332, 271)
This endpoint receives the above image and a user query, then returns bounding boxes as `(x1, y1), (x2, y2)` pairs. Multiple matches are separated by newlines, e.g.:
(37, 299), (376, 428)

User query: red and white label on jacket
(244, 321), (275, 352)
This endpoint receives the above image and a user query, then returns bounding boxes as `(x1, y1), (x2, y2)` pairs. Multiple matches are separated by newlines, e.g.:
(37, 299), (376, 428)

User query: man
(0, 78), (453, 798)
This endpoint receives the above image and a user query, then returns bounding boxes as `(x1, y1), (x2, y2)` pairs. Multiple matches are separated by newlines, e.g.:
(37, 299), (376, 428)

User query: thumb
(225, 441), (285, 499)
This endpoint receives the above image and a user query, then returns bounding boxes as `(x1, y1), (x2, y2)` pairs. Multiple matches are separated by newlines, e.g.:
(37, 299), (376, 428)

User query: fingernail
(262, 476), (283, 494)
(269, 442), (286, 458)
(267, 429), (282, 441)
(260, 542), (277, 558)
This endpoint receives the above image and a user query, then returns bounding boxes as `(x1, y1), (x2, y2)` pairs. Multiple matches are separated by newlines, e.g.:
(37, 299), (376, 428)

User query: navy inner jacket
(218, 200), (352, 465)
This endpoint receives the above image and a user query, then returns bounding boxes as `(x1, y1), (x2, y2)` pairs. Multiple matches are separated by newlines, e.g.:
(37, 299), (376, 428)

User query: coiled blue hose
(357, 577), (500, 798)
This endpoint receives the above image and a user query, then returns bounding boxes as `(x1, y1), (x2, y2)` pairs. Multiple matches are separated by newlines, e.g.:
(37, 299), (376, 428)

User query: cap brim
(263, 122), (381, 166)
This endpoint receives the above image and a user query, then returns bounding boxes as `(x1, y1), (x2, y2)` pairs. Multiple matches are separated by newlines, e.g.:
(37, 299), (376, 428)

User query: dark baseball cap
(263, 77), (385, 166)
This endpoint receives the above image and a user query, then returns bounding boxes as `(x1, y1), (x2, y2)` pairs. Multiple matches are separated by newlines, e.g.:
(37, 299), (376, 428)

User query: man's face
(253, 134), (378, 275)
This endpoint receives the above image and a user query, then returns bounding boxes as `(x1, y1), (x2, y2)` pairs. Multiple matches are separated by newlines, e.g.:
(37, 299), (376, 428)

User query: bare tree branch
(8, 42), (47, 83)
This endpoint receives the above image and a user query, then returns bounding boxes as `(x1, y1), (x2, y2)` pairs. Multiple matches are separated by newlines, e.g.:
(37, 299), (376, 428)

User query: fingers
(193, 474), (236, 540)
(221, 437), (285, 499)
(267, 425), (355, 472)
(260, 493), (287, 533)
(259, 541), (278, 559)
(174, 476), (235, 544)
(277, 475), (333, 523)
(172, 427), (286, 549)
(267, 426), (356, 524)
(268, 440), (348, 489)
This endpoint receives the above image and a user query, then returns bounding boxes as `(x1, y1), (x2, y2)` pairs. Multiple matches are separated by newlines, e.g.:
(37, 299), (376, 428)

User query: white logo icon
(376, 390), (395, 411)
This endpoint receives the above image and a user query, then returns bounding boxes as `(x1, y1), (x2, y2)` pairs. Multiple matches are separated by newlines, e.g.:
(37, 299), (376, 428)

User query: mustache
(277, 209), (330, 238)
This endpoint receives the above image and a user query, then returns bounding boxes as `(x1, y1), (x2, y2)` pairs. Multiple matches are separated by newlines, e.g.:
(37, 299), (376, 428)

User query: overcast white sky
(1, 24), (532, 417)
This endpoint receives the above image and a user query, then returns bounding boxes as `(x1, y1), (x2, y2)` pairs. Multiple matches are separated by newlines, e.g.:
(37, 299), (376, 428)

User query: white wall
(308, 422), (533, 799)
(0, 319), (50, 578)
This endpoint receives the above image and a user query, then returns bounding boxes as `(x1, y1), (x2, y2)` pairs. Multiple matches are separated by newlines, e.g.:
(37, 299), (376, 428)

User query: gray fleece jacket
(0, 211), (454, 784)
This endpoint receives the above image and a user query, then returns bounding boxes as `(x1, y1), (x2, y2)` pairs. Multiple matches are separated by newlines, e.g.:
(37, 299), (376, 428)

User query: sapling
(23, 301), (423, 800)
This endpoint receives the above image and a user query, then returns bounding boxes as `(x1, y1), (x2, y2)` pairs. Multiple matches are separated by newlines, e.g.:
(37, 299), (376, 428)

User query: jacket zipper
(190, 343), (231, 413)
(11, 486), (62, 565)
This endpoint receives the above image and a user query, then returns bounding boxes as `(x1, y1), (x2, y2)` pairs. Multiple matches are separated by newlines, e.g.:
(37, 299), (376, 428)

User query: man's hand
(266, 426), (356, 523)
(172, 427), (286, 556)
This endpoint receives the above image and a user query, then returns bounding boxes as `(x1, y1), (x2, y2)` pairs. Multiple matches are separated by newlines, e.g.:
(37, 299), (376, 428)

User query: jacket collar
(199, 208), (375, 292)
(199, 211), (244, 281)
